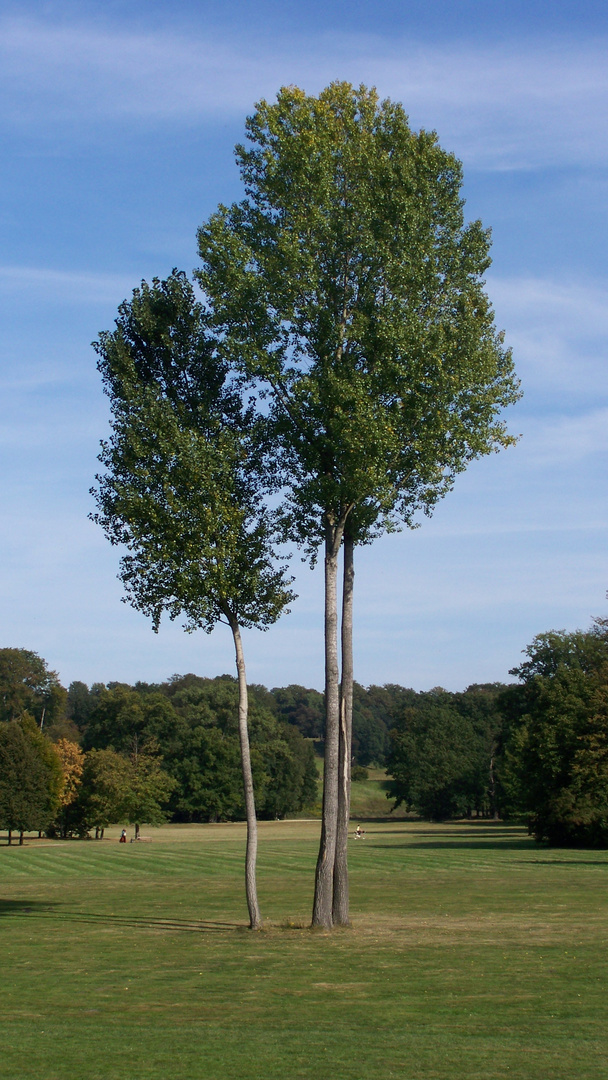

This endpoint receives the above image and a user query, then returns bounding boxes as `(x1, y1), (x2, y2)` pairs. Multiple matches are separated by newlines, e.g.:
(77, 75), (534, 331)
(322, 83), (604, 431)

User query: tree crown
(197, 81), (521, 554)
(91, 270), (294, 633)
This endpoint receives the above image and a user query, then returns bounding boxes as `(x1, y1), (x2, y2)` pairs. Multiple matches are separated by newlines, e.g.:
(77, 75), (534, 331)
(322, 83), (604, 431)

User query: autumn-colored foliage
(54, 738), (85, 807)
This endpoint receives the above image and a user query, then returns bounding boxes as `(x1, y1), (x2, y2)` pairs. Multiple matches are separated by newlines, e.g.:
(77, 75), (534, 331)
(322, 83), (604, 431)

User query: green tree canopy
(79, 677), (317, 823)
(270, 685), (325, 740)
(125, 740), (176, 839)
(0, 648), (66, 729)
(498, 622), (608, 845)
(197, 82), (519, 549)
(71, 748), (133, 835)
(0, 718), (63, 841)
(388, 684), (506, 820)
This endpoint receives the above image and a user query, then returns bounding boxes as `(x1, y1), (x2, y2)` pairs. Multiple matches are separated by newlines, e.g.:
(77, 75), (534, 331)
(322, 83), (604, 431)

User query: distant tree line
(2, 622), (608, 846)
(0, 649), (319, 838)
(387, 683), (505, 820)
(70, 675), (318, 828)
(387, 619), (608, 846)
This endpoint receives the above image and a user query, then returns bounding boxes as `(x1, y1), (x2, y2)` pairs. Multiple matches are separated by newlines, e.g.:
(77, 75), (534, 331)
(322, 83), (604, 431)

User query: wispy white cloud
(0, 17), (607, 168)
(0, 408), (102, 449)
(356, 528), (608, 619)
(489, 276), (608, 332)
(0, 265), (138, 304)
(488, 275), (608, 399)
(522, 407), (608, 465)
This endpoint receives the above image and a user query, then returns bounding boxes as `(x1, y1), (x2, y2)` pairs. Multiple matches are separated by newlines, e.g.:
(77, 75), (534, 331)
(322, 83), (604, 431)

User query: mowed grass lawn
(2, 821), (607, 1080)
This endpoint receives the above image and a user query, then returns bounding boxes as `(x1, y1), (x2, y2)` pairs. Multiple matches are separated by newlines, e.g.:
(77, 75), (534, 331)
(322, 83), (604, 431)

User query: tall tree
(125, 738), (176, 840)
(53, 738), (85, 837)
(91, 270), (294, 927)
(0, 648), (66, 728)
(66, 680), (99, 736)
(72, 748), (133, 837)
(498, 621), (608, 844)
(196, 82), (520, 926)
(0, 718), (63, 843)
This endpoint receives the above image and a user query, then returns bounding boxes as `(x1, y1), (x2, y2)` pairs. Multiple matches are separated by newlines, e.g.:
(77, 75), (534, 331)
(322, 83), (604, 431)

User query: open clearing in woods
(2, 820), (607, 1080)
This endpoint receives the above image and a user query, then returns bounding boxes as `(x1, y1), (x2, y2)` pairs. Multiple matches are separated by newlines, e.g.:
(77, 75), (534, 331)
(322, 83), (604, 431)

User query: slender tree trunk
(333, 533), (354, 925)
(312, 524), (343, 928)
(229, 616), (262, 930)
(8, 828), (11, 846)
(19, 831), (24, 846)
(134, 823), (140, 840)
(489, 749), (500, 820)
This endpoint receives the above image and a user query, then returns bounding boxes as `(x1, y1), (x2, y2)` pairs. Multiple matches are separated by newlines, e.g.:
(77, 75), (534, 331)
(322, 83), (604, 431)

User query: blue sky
(1, 0), (607, 692)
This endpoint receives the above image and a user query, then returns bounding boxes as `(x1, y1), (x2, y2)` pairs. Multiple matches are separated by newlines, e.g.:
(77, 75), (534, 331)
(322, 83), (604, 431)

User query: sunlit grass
(305, 761), (408, 819)
(348, 766), (408, 819)
(2, 820), (607, 1079)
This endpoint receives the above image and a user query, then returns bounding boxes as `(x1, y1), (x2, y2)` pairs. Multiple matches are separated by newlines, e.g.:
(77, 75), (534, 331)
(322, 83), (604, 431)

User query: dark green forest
(2, 618), (608, 844)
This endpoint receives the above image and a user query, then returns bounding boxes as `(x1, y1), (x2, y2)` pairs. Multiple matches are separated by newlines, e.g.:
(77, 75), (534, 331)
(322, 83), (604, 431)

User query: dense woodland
(2, 618), (608, 844)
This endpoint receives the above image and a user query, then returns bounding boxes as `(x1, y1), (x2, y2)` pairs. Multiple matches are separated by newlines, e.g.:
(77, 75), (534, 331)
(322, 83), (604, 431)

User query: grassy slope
(349, 766), (409, 819)
(302, 762), (408, 820)
(2, 821), (607, 1080)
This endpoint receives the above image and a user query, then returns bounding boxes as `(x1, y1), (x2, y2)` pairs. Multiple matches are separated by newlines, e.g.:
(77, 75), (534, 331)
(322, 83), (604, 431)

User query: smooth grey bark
(333, 532), (354, 925)
(229, 616), (262, 930)
(312, 522), (344, 928)
(489, 752), (500, 820)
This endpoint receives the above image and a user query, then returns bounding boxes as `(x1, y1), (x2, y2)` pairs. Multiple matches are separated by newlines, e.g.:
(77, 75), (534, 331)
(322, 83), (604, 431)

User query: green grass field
(2, 820), (607, 1080)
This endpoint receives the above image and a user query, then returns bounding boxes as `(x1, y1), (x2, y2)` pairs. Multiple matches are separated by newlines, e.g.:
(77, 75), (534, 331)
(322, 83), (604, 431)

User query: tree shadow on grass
(523, 858), (608, 867)
(370, 827), (524, 837)
(0, 900), (240, 932)
(0, 899), (58, 917)
(369, 839), (535, 851)
(55, 911), (241, 933)
(350, 815), (412, 823)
